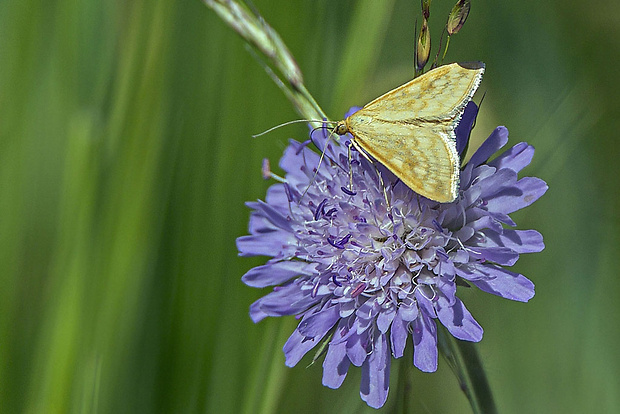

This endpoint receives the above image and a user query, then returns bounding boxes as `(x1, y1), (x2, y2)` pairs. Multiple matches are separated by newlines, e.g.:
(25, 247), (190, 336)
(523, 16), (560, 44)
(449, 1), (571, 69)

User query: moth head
(334, 121), (348, 136)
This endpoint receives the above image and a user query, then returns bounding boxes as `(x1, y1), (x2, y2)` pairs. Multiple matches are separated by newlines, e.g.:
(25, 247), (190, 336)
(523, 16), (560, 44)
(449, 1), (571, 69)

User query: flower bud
(421, 0), (431, 20)
(447, 0), (471, 35)
(416, 19), (431, 71)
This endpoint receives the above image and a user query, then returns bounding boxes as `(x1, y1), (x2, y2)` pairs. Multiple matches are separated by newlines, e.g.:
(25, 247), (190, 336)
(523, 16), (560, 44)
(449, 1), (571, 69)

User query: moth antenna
(473, 91), (487, 130)
(252, 119), (332, 138)
(413, 17), (419, 78)
(432, 25), (448, 69)
(309, 124), (337, 150)
(468, 90), (486, 144)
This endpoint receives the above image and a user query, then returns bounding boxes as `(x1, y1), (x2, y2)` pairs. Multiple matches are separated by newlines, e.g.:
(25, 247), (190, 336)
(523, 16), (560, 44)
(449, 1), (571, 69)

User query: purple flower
(237, 104), (547, 408)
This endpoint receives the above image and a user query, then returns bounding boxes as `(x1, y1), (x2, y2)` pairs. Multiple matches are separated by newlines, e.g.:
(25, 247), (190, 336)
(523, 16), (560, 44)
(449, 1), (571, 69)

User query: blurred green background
(1, 0), (619, 412)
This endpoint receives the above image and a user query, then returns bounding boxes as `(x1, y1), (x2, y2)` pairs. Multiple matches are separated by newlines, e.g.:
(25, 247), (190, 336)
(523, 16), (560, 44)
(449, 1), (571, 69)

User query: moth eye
(335, 123), (348, 136)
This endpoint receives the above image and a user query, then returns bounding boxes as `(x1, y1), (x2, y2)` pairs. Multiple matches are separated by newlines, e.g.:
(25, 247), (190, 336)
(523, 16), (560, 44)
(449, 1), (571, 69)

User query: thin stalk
(204, 0), (328, 126)
(438, 326), (497, 414)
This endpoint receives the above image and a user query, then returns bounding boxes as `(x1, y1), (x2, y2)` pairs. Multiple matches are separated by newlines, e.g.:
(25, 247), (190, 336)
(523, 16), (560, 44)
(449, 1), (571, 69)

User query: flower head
(237, 104), (547, 408)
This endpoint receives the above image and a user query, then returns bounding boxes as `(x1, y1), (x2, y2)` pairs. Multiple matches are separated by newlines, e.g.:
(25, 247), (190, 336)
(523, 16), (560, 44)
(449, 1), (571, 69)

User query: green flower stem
(204, 0), (328, 126)
(438, 326), (497, 414)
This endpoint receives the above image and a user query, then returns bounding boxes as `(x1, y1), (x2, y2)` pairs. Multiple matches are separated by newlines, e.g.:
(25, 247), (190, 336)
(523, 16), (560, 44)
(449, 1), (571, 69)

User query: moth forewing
(346, 118), (460, 202)
(360, 62), (485, 121)
(339, 62), (484, 203)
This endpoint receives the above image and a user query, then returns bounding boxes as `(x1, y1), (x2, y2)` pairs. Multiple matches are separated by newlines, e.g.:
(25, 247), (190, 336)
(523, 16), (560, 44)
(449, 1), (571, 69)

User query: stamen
(337, 234), (352, 246)
(324, 207), (338, 217)
(314, 199), (327, 220)
(349, 240), (364, 248)
(295, 139), (312, 155)
(327, 237), (343, 249)
(284, 184), (295, 204)
(432, 219), (444, 233)
(261, 158), (271, 180)
(311, 280), (320, 298)
(351, 282), (367, 297)
(415, 284), (437, 301)
(261, 158), (286, 183)
(327, 233), (351, 249)
(452, 235), (481, 255)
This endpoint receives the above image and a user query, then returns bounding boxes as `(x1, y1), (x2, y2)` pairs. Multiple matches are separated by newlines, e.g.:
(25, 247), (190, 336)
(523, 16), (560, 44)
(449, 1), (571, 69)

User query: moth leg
(350, 139), (391, 210)
(375, 166), (391, 211)
(347, 140), (354, 192)
(300, 127), (338, 201)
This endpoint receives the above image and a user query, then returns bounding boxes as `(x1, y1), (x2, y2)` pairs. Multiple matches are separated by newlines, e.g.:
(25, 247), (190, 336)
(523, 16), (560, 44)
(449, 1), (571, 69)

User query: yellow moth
(335, 62), (484, 203)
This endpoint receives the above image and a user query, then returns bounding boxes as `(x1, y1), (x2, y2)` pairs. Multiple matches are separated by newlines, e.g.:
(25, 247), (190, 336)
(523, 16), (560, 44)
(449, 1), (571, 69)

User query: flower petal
(485, 177), (548, 214)
(322, 340), (350, 389)
(488, 142), (534, 173)
(376, 304), (396, 333)
(280, 139), (318, 180)
(412, 314), (437, 372)
(345, 106), (362, 118)
(436, 297), (483, 342)
(464, 264), (535, 302)
(284, 329), (320, 367)
(463, 126), (509, 183)
(265, 183), (290, 212)
(390, 312), (409, 358)
(347, 332), (369, 367)
(298, 305), (340, 338)
(248, 282), (316, 322)
(477, 168), (517, 199)
(242, 261), (316, 288)
(253, 199), (293, 231)
(456, 101), (478, 156)
(414, 287), (437, 318)
(469, 246), (520, 266)
(360, 334), (390, 409)
(467, 214), (504, 233)
(236, 230), (297, 257)
(478, 229), (545, 253)
(246, 211), (277, 233)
